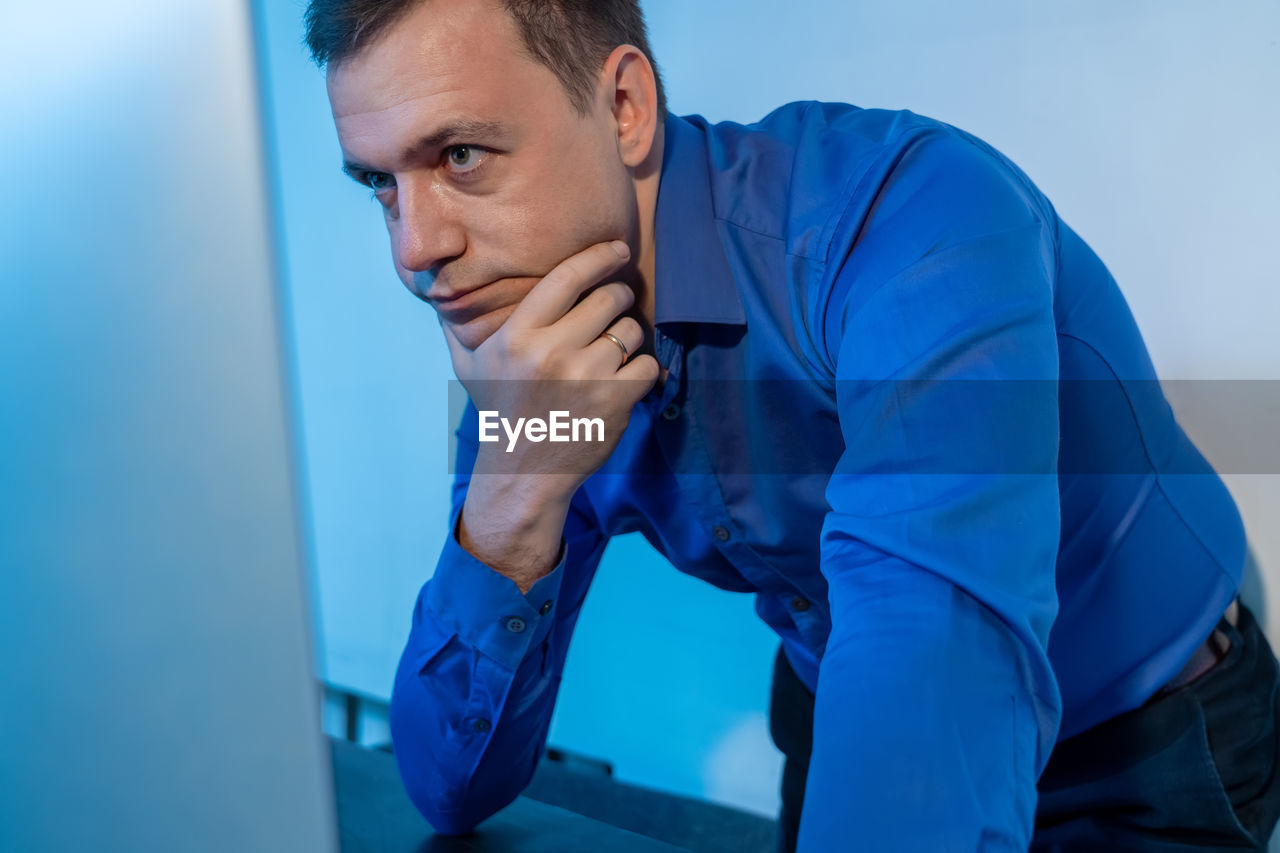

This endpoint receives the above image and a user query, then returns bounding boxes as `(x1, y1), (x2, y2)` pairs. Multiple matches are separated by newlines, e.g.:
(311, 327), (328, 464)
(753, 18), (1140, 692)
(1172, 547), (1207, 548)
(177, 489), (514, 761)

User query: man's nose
(393, 181), (466, 276)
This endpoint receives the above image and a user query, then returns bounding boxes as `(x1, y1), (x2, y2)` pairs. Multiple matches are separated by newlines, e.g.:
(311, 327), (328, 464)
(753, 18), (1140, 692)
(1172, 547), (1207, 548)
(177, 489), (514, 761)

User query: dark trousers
(769, 603), (1280, 851)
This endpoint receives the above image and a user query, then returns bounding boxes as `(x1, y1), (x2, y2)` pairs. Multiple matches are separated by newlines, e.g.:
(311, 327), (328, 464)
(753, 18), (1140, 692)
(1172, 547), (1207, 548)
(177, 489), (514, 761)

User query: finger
(585, 316), (645, 369)
(615, 352), (661, 390)
(510, 240), (631, 329)
(607, 316), (645, 359)
(556, 282), (635, 348)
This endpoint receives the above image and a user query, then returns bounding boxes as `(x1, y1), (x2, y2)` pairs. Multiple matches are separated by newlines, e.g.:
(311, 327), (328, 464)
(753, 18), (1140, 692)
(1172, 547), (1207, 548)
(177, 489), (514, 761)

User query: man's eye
(445, 145), (486, 173)
(367, 172), (395, 191)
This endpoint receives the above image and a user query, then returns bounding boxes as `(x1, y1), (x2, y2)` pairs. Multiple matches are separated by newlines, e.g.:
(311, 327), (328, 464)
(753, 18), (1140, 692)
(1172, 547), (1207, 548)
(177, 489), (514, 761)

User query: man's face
(326, 0), (637, 350)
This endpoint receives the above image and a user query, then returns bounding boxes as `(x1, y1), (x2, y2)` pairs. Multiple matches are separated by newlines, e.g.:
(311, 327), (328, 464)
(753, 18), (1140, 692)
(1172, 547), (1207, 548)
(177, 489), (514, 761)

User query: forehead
(326, 0), (562, 150)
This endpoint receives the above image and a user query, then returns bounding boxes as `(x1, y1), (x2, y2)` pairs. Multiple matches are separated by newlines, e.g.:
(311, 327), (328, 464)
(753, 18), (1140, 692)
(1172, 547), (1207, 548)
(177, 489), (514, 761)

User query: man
(308, 0), (1280, 848)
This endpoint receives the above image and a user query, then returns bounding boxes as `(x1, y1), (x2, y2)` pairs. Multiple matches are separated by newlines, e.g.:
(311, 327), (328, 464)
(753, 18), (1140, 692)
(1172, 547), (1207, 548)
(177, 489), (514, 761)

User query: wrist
(457, 477), (573, 589)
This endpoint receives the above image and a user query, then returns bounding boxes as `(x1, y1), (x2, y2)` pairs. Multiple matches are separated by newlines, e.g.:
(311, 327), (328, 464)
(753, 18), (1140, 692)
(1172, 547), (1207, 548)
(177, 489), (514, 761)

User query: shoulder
(691, 101), (1051, 260)
(685, 103), (1061, 372)
(686, 102), (897, 257)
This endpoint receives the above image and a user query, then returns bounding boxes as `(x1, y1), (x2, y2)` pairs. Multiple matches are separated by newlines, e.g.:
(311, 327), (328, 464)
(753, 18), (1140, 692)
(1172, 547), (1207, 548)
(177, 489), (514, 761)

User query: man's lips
(427, 278), (535, 324)
(427, 282), (499, 323)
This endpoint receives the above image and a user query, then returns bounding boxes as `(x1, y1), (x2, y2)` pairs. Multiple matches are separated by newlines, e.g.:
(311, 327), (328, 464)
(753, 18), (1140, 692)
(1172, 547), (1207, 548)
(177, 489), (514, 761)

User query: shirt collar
(652, 114), (747, 327)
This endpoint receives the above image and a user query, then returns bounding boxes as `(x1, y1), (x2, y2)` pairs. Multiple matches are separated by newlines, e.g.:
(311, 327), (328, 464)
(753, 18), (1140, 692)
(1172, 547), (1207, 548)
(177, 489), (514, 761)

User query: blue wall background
(254, 0), (1280, 817)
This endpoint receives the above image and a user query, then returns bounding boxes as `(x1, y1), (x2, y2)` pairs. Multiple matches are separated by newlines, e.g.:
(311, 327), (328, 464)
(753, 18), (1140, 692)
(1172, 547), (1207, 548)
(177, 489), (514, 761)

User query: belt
(1159, 598), (1239, 694)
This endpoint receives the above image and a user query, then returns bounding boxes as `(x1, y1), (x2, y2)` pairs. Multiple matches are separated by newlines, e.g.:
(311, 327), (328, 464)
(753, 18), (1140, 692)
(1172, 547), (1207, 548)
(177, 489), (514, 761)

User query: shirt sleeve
(803, 128), (1064, 850)
(388, 397), (609, 835)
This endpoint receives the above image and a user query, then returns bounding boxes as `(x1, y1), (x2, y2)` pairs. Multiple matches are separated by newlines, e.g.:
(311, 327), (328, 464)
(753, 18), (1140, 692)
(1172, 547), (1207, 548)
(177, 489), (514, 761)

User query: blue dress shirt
(389, 103), (1246, 849)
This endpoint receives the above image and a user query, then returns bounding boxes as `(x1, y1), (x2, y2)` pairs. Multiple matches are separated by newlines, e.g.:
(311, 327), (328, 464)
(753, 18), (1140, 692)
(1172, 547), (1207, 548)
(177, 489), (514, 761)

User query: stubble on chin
(442, 301), (520, 352)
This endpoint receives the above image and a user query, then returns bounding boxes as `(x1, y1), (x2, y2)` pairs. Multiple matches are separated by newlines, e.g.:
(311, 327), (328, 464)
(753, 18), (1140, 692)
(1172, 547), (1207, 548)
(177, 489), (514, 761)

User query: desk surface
(329, 739), (776, 853)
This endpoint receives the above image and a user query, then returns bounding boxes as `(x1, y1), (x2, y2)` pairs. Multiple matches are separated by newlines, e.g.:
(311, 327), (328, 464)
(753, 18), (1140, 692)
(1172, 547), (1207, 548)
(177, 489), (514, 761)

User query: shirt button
(505, 617), (527, 633)
(712, 525), (731, 542)
(473, 718), (492, 733)
(539, 600), (553, 616)
(791, 597), (810, 613)
(661, 403), (681, 420)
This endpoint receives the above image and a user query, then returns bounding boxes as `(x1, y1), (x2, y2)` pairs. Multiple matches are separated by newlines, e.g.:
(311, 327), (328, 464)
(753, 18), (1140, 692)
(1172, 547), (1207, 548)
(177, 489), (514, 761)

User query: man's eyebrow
(341, 119), (509, 179)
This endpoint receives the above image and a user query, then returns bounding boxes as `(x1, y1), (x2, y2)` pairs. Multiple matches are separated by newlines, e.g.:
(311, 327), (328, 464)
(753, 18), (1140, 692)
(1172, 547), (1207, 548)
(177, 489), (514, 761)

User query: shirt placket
(648, 327), (831, 659)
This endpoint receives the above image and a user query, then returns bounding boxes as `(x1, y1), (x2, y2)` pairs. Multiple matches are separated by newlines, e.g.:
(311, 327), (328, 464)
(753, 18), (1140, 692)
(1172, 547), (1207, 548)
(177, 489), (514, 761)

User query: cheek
(579, 142), (636, 237)
(477, 132), (633, 273)
(529, 162), (631, 252)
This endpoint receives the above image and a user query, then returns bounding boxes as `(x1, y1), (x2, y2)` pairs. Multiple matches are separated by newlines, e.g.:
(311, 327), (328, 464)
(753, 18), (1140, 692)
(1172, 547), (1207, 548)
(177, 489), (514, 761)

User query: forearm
(394, 380), (618, 830)
(389, 602), (561, 834)
(457, 472), (574, 594)
(390, 499), (607, 834)
(800, 566), (1048, 850)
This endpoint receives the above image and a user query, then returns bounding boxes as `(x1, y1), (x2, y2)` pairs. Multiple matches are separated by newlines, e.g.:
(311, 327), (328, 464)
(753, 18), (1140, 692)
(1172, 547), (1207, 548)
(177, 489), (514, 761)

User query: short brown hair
(304, 0), (667, 116)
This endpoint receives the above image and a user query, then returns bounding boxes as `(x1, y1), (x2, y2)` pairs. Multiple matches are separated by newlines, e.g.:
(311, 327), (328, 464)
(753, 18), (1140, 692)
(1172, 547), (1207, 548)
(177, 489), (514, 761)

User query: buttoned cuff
(424, 504), (566, 672)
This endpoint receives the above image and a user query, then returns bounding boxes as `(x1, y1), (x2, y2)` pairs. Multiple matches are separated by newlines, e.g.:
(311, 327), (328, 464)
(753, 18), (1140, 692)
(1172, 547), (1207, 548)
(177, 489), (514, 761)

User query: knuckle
(614, 316), (642, 339)
(489, 331), (516, 362)
(538, 268), (570, 294)
(555, 256), (590, 287)
(610, 282), (635, 309)
(527, 344), (556, 375)
(637, 354), (660, 381)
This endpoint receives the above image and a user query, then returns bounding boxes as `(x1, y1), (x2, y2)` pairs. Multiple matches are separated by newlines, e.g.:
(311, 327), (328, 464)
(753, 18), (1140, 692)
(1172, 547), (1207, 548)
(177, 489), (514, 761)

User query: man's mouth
(428, 277), (537, 325)
(427, 281), (499, 322)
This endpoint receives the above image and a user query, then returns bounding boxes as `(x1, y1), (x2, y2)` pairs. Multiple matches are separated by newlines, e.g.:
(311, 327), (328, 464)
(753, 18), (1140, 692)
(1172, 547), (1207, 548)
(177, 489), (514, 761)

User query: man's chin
(443, 303), (519, 352)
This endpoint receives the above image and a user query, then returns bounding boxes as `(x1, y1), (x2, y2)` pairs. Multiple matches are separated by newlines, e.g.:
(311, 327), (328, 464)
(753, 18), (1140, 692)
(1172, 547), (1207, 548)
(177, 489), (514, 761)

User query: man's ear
(601, 45), (660, 168)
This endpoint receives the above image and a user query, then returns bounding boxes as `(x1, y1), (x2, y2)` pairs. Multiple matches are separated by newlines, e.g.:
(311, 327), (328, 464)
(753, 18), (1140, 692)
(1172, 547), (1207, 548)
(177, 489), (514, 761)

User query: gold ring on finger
(601, 331), (629, 365)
